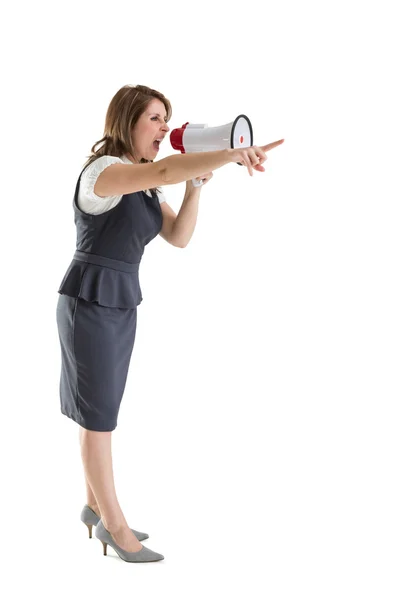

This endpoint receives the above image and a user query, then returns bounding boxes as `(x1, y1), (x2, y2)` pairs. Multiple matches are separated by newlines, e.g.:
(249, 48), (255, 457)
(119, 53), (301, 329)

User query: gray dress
(56, 166), (163, 431)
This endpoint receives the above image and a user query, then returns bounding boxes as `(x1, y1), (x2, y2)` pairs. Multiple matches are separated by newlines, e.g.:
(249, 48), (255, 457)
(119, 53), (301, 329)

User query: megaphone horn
(170, 114), (253, 187)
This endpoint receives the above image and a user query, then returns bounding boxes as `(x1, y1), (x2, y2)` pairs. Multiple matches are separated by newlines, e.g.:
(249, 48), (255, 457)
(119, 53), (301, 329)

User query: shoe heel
(84, 523), (93, 538)
(102, 541), (108, 556)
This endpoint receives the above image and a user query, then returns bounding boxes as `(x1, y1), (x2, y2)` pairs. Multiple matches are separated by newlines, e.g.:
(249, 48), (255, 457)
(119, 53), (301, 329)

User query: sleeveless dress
(56, 165), (163, 431)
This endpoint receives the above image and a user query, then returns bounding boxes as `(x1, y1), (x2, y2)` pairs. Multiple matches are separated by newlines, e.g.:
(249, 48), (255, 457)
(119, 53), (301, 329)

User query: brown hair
(83, 84), (172, 195)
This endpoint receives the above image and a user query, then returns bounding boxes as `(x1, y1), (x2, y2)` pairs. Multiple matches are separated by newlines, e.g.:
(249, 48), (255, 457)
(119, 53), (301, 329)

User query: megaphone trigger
(192, 178), (204, 188)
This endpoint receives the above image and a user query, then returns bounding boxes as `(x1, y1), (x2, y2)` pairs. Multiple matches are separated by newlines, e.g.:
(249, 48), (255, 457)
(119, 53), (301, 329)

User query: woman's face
(130, 98), (170, 162)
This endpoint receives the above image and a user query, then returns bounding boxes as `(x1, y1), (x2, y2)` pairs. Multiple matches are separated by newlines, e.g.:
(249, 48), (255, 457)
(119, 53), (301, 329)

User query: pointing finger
(261, 139), (285, 152)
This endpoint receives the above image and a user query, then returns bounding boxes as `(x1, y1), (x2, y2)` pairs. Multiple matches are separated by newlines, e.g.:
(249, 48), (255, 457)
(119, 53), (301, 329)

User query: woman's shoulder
(82, 155), (125, 178)
(78, 156), (127, 213)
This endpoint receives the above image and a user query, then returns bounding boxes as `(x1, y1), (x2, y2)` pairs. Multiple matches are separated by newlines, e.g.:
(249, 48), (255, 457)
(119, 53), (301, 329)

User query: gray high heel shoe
(80, 504), (149, 541)
(95, 519), (164, 562)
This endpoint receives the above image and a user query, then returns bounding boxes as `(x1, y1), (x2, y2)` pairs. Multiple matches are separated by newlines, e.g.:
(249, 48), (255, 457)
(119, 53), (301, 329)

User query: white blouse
(77, 154), (166, 215)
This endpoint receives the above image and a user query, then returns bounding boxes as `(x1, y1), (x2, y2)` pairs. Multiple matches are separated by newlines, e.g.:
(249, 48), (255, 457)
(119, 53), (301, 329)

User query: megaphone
(170, 114), (253, 187)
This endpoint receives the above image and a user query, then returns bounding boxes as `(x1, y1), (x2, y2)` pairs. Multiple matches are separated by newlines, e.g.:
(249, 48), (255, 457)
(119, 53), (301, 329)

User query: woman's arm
(159, 149), (231, 185)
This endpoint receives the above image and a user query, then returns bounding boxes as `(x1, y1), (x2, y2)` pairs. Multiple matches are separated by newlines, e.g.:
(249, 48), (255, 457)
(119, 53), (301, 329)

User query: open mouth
(153, 140), (161, 151)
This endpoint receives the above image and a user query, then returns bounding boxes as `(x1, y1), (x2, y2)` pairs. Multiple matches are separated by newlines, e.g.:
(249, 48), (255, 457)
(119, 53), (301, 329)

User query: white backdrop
(1, 0), (399, 598)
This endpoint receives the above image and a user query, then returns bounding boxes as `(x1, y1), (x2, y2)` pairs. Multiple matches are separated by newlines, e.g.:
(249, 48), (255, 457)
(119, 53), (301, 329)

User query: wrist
(185, 180), (202, 195)
(225, 147), (233, 163)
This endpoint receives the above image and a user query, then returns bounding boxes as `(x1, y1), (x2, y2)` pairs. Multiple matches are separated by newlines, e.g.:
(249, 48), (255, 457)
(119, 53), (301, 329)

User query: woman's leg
(79, 425), (143, 552)
(79, 426), (99, 512)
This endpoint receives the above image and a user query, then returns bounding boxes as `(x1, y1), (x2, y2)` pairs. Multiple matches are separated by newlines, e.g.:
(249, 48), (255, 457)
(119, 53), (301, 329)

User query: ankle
(87, 502), (100, 515)
(102, 520), (128, 535)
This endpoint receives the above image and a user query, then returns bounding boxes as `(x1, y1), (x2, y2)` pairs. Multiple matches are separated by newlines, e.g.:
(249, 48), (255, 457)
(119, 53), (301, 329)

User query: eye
(151, 116), (168, 122)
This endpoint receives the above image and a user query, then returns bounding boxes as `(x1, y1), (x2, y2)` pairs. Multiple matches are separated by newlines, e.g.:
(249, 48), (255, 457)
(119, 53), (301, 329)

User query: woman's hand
(186, 171), (214, 190)
(228, 139), (284, 177)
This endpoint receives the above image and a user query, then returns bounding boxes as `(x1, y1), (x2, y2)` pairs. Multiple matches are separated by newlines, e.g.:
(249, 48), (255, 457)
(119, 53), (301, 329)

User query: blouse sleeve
(157, 187), (166, 203)
(78, 156), (125, 215)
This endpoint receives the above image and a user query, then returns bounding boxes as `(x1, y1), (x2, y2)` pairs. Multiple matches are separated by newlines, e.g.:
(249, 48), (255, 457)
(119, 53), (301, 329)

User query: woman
(56, 83), (282, 563)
